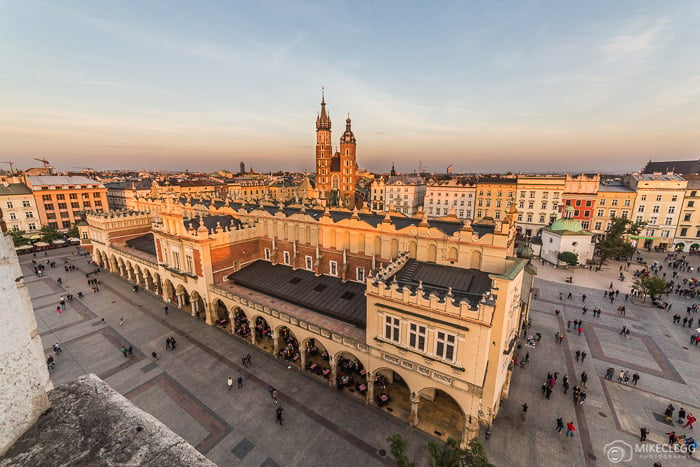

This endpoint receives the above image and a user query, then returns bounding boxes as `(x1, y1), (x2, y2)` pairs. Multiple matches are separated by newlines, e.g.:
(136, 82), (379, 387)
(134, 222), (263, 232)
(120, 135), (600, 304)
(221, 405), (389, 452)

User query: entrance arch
(190, 291), (206, 320)
(372, 368), (412, 423)
(253, 316), (273, 353)
(417, 388), (465, 443)
(162, 279), (175, 303)
(303, 337), (331, 380)
(212, 299), (229, 330)
(334, 351), (368, 397)
(233, 307), (251, 341)
(175, 284), (191, 313)
(276, 326), (300, 366)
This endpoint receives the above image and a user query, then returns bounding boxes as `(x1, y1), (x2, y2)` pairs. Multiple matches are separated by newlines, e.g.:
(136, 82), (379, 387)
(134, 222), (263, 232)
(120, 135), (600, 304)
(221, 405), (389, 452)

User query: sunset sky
(1, 1), (699, 174)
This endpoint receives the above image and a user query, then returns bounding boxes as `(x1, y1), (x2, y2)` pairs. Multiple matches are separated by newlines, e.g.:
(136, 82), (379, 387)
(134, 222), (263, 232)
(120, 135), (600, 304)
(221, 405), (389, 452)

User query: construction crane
(2, 161), (15, 173)
(34, 157), (51, 168)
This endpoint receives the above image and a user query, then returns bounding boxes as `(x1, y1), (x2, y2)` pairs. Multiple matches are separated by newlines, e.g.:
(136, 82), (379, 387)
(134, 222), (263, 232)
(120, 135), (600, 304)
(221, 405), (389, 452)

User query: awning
(67, 237), (80, 242)
(52, 239), (66, 244)
(628, 236), (655, 240)
(15, 245), (33, 250)
(30, 234), (41, 240)
(34, 241), (50, 247)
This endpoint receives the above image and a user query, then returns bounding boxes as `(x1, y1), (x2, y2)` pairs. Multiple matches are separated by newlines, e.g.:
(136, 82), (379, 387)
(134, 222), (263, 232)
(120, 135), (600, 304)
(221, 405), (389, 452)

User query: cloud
(601, 16), (672, 63)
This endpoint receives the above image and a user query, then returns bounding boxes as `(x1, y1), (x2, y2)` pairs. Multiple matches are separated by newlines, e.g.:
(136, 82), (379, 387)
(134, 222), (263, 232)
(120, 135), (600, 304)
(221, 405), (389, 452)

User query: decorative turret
(316, 88), (331, 131)
(340, 115), (355, 144)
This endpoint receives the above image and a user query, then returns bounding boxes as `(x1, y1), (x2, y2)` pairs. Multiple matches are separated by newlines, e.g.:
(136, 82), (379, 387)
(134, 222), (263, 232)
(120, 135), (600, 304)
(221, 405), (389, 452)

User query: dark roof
(643, 159), (700, 175)
(184, 215), (241, 231)
(0, 183), (32, 196)
(125, 233), (156, 256)
(390, 259), (492, 308)
(227, 260), (366, 327)
(476, 176), (517, 185)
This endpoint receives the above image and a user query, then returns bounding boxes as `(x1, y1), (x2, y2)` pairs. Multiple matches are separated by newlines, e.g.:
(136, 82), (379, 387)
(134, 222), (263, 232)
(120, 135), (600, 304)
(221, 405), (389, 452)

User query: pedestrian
(679, 407), (687, 424)
(559, 292), (563, 300)
(581, 351), (587, 363)
(536, 332), (542, 342)
(227, 376), (233, 391)
(577, 326), (582, 336)
(119, 317), (124, 326)
(566, 421), (576, 437)
(632, 373), (640, 385)
(525, 352), (529, 362)
(555, 331), (560, 343)
(56, 306), (61, 315)
(620, 326), (627, 335)
(559, 334), (565, 344)
(245, 354), (252, 366)
(272, 389), (278, 404)
(242, 355), (248, 368)
(238, 376), (243, 388)
(556, 417), (564, 433)
(545, 386), (552, 400)
(568, 320), (572, 330)
(151, 351), (158, 361)
(575, 350), (581, 362)
(582, 294), (587, 302)
(128, 346), (133, 356)
(640, 427), (649, 441)
(164, 305), (169, 315)
(567, 292), (572, 299)
(170, 337), (176, 350)
(579, 390), (587, 405)
(276, 406), (284, 425)
(684, 413), (696, 429)
(121, 346), (127, 358)
(166, 337), (171, 351)
(581, 371), (588, 388)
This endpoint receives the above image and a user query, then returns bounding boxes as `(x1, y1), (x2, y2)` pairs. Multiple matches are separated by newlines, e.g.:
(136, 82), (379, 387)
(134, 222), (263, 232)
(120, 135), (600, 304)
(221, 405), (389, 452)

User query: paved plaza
(23, 247), (700, 466)
(486, 252), (700, 467)
(24, 249), (433, 467)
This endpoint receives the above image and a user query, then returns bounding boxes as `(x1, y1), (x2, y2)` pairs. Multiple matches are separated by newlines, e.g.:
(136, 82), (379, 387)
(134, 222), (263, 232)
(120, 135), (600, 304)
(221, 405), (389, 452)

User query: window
(44, 203), (54, 211)
(541, 202), (547, 209)
(528, 201), (534, 209)
(650, 216), (658, 225)
(624, 199), (631, 206)
(172, 251), (181, 270)
(621, 210), (629, 218)
(185, 255), (194, 274)
(94, 200), (102, 207)
(581, 220), (590, 229)
(529, 191), (535, 198)
(9, 212), (16, 220)
(82, 193), (89, 199)
(71, 202), (79, 208)
(357, 267), (365, 282)
(28, 223), (36, 231)
(585, 200), (592, 207)
(73, 211), (82, 218)
(597, 209), (604, 217)
(495, 211), (501, 219)
(636, 216), (643, 223)
(697, 230), (700, 238)
(305, 255), (313, 270)
(668, 206), (675, 214)
(42, 194), (51, 201)
(553, 192), (559, 199)
(539, 214), (545, 223)
(656, 195), (662, 201)
(665, 217), (673, 225)
(56, 194), (65, 200)
(93, 192), (101, 198)
(384, 315), (400, 343)
(58, 203), (67, 210)
(672, 195), (678, 202)
(330, 261), (338, 276)
(518, 213), (523, 221)
(609, 210), (616, 217)
(661, 230), (671, 238)
(685, 213), (692, 222)
(62, 220), (71, 228)
(283, 251), (290, 264)
(584, 210), (590, 217)
(264, 248), (271, 260)
(527, 213), (533, 222)
(408, 323), (426, 351)
(689, 201), (695, 208)
(599, 199), (606, 206)
(638, 205), (645, 213)
(25, 211), (33, 218)
(519, 201), (524, 209)
(60, 211), (69, 218)
(681, 228), (688, 236)
(21, 200), (30, 207)
(543, 192), (549, 199)
(574, 210), (580, 217)
(83, 201), (91, 208)
(46, 213), (56, 220)
(652, 205), (660, 213)
(69, 193), (77, 200)
(594, 221), (602, 230)
(520, 191), (525, 198)
(435, 331), (456, 361)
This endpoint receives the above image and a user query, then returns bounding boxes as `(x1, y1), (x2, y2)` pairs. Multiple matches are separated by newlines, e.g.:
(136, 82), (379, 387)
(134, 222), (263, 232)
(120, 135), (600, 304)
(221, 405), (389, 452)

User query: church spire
(316, 87), (331, 130)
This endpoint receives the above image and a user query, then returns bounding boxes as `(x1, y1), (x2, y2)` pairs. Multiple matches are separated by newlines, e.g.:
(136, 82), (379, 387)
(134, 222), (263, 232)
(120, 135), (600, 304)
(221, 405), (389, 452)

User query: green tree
(7, 228), (30, 247)
(557, 251), (578, 266)
(386, 434), (414, 467)
(632, 276), (667, 302)
(428, 438), (494, 467)
(40, 224), (61, 243)
(597, 216), (645, 266)
(67, 223), (80, 238)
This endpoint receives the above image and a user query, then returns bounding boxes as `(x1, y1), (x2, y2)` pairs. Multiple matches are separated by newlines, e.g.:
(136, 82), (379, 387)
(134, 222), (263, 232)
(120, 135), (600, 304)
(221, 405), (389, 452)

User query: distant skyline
(1, 1), (699, 174)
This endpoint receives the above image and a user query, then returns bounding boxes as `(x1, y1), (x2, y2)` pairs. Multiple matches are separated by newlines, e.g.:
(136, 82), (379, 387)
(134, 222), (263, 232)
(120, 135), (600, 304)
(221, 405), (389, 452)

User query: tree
(428, 438), (494, 467)
(557, 251), (578, 266)
(632, 276), (667, 302)
(40, 224), (61, 243)
(7, 228), (30, 247)
(386, 434), (414, 467)
(67, 223), (80, 238)
(597, 216), (645, 266)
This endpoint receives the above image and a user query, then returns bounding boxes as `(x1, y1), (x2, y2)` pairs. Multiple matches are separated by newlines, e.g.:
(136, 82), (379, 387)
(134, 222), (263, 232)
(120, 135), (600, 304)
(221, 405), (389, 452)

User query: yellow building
(673, 177), (700, 252)
(590, 181), (637, 238)
(625, 173), (687, 250)
(515, 175), (566, 237)
(475, 176), (517, 222)
(80, 198), (534, 446)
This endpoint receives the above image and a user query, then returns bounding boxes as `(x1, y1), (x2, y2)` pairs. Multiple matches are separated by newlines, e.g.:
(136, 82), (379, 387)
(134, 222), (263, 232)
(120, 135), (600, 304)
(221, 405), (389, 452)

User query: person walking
(237, 376), (243, 389)
(164, 305), (169, 315)
(120, 346), (128, 358)
(632, 373), (640, 385)
(276, 406), (284, 425)
(581, 351), (587, 363)
(640, 427), (649, 442)
(151, 351), (158, 361)
(582, 294), (587, 302)
(556, 417), (564, 433)
(618, 370), (625, 382)
(566, 422), (576, 437)
(581, 371), (588, 388)
(678, 407), (687, 424)
(272, 389), (278, 404)
(119, 317), (124, 326)
(562, 375), (570, 394)
(227, 376), (233, 391)
(521, 403), (528, 420)
(575, 350), (581, 362)
(166, 337), (171, 351)
(684, 413), (696, 429)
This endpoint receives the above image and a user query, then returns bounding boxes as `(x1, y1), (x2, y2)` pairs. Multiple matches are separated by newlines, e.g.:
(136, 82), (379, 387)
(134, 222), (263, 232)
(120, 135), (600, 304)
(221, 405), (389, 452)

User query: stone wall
(0, 233), (51, 456)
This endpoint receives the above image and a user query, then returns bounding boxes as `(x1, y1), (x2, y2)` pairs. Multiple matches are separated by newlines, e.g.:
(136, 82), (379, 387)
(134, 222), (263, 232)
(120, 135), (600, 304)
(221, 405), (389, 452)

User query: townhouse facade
(590, 181), (637, 238)
(673, 177), (700, 252)
(25, 176), (108, 230)
(515, 175), (566, 237)
(474, 176), (517, 222)
(0, 183), (41, 233)
(371, 176), (426, 215)
(424, 178), (476, 220)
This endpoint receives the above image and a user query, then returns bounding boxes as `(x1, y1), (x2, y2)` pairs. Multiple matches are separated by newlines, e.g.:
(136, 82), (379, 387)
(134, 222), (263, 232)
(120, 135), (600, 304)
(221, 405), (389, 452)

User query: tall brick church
(314, 91), (358, 208)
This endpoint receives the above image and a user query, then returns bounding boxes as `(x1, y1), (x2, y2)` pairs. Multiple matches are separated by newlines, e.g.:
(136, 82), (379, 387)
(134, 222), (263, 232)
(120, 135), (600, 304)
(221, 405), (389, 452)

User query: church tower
(338, 115), (357, 207)
(315, 89), (332, 201)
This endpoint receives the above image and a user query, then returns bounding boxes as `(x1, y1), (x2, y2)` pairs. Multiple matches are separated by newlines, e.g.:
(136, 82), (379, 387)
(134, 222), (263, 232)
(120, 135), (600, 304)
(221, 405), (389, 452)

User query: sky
(1, 1), (699, 174)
